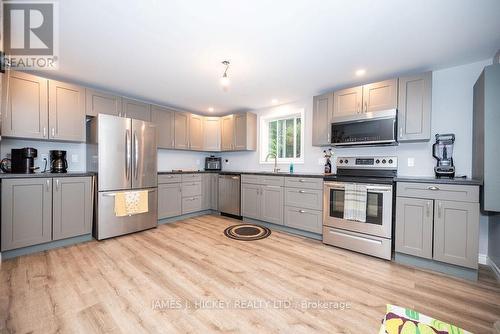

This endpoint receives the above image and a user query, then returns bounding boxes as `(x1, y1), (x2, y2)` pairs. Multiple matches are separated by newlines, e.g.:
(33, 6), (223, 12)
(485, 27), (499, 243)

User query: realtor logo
(2, 1), (59, 70)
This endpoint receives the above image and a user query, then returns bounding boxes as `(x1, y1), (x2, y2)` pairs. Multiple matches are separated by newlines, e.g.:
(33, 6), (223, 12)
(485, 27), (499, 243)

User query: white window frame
(259, 107), (305, 164)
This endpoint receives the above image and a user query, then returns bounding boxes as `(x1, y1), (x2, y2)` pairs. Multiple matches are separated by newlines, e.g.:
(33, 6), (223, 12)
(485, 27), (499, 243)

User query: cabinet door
(52, 177), (93, 241)
(395, 197), (433, 259)
(241, 183), (261, 220)
(312, 93), (333, 146)
(210, 174), (219, 210)
(398, 72), (432, 142)
(189, 114), (204, 150)
(1, 178), (52, 251)
(203, 117), (221, 151)
(49, 80), (86, 142)
(122, 98), (151, 121)
(261, 185), (284, 225)
(433, 200), (479, 269)
(85, 89), (122, 117)
(333, 86), (363, 119)
(201, 174), (211, 210)
(234, 113), (247, 150)
(151, 105), (175, 149)
(221, 115), (234, 151)
(362, 78), (398, 113)
(174, 112), (190, 149)
(1, 71), (48, 139)
(158, 183), (182, 219)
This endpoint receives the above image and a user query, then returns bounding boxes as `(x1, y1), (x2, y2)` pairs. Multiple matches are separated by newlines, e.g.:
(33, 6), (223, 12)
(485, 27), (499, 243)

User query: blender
(432, 133), (455, 178)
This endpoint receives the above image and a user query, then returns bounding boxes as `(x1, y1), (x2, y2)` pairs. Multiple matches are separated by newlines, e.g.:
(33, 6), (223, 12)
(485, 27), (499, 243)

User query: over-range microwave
(331, 109), (397, 147)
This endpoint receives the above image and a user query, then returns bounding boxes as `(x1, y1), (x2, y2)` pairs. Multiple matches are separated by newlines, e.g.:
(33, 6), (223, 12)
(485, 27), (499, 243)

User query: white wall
(0, 139), (86, 172)
(157, 149), (209, 172)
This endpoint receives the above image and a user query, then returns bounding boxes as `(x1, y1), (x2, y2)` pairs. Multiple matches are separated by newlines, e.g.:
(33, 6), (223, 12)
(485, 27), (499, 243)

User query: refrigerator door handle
(134, 131), (139, 180)
(125, 130), (131, 180)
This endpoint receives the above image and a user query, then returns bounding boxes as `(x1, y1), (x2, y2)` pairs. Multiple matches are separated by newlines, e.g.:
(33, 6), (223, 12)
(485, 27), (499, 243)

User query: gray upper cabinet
(312, 93), (333, 146)
(261, 185), (284, 225)
(48, 80), (86, 142)
(151, 105), (175, 149)
(85, 89), (122, 117)
(234, 113), (257, 151)
(203, 117), (221, 151)
(174, 112), (190, 149)
(221, 115), (234, 151)
(189, 114), (204, 151)
(1, 178), (52, 251)
(1, 71), (49, 139)
(333, 86), (363, 118)
(52, 177), (93, 241)
(122, 98), (151, 121)
(433, 200), (479, 269)
(158, 183), (182, 219)
(395, 197), (433, 259)
(398, 72), (432, 142)
(362, 78), (398, 113)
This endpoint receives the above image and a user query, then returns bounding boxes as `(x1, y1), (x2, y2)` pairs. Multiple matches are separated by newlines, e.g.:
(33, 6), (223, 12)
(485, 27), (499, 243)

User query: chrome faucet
(266, 153), (280, 173)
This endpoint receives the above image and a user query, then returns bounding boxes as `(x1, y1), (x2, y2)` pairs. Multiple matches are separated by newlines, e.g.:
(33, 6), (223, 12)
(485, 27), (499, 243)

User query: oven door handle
(324, 183), (392, 192)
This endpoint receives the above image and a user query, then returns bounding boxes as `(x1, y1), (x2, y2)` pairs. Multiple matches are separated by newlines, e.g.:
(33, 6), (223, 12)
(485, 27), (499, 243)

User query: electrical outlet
(71, 154), (79, 163)
(407, 157), (415, 167)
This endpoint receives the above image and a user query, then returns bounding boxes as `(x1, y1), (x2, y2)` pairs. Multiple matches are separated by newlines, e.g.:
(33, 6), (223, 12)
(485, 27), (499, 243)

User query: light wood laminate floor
(1, 214), (499, 333)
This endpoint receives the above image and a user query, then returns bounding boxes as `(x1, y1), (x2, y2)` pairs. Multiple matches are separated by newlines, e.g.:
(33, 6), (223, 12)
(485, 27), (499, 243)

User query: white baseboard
(478, 253), (488, 265)
(488, 257), (500, 281)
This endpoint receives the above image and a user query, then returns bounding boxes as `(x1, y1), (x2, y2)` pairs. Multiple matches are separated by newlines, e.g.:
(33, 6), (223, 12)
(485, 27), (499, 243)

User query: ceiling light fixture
(355, 69), (366, 76)
(220, 60), (230, 90)
(208, 107), (214, 112)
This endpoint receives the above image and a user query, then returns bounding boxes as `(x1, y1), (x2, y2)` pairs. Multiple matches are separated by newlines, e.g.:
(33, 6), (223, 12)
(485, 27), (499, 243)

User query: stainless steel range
(323, 156), (397, 260)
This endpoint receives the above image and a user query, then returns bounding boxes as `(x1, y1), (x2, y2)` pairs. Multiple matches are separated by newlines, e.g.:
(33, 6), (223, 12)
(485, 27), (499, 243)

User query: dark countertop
(0, 172), (95, 179)
(394, 176), (482, 186)
(158, 170), (326, 178)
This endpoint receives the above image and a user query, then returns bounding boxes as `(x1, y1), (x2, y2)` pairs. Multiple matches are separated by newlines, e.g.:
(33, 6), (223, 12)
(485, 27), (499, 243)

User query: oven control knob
(375, 159), (380, 164)
(345, 159), (348, 164)
(339, 159), (343, 164)
(388, 159), (393, 164)
(382, 159), (387, 164)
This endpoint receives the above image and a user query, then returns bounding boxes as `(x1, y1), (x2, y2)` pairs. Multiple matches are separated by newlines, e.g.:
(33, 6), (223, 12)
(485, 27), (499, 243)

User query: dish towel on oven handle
(343, 183), (367, 223)
(114, 190), (149, 217)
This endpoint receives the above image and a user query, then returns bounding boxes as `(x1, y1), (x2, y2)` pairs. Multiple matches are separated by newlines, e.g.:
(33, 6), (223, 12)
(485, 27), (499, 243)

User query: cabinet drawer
(284, 188), (323, 210)
(241, 174), (261, 184)
(284, 206), (322, 234)
(323, 227), (392, 260)
(181, 174), (202, 182)
(158, 174), (182, 184)
(285, 177), (323, 190)
(182, 196), (202, 214)
(259, 175), (284, 186)
(182, 181), (201, 197)
(397, 182), (479, 202)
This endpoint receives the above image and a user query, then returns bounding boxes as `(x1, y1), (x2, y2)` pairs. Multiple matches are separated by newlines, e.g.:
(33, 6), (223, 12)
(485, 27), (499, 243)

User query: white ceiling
(56, 0), (500, 115)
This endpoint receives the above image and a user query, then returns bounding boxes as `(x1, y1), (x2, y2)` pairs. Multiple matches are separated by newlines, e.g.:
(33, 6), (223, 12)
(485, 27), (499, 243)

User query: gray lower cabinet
(241, 183), (262, 220)
(397, 72), (432, 142)
(395, 197), (433, 259)
(433, 200), (479, 268)
(202, 174), (211, 210)
(52, 177), (93, 241)
(1, 178), (52, 251)
(158, 183), (182, 219)
(395, 182), (480, 270)
(284, 206), (322, 234)
(210, 173), (218, 210)
(261, 185), (284, 225)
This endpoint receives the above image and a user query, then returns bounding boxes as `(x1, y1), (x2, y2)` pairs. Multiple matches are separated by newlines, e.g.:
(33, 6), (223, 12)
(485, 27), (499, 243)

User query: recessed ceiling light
(208, 107), (214, 112)
(271, 99), (279, 104)
(355, 69), (366, 76)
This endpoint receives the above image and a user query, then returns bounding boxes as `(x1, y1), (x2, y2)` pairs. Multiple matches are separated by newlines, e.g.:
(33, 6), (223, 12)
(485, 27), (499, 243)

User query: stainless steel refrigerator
(87, 114), (158, 240)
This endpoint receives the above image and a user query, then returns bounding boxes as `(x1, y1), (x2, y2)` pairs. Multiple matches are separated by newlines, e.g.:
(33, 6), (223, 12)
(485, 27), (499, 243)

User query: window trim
(259, 108), (305, 164)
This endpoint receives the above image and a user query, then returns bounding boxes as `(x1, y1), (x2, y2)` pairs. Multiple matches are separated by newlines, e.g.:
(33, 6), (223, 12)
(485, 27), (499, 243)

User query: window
(260, 109), (304, 164)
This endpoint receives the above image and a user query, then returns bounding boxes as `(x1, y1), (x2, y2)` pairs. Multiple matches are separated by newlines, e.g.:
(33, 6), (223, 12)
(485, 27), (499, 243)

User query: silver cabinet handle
(125, 130), (131, 180)
(46, 179), (50, 191)
(427, 186), (440, 191)
(299, 210), (306, 213)
(299, 179), (306, 183)
(231, 176), (239, 180)
(364, 101), (368, 113)
(400, 128), (403, 138)
(357, 102), (360, 114)
(426, 201), (431, 217)
(43, 127), (47, 137)
(51, 127), (55, 137)
(178, 185), (182, 192)
(298, 190), (306, 193)
(438, 201), (443, 218)
(134, 131), (139, 179)
(55, 179), (59, 190)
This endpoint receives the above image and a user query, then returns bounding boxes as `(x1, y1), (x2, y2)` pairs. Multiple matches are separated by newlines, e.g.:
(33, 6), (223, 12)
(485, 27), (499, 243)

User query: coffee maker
(432, 133), (455, 178)
(50, 150), (68, 173)
(11, 147), (38, 173)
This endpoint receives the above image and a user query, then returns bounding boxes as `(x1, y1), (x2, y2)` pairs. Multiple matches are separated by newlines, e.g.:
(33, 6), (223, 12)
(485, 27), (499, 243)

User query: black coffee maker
(11, 147), (38, 173)
(50, 150), (68, 173)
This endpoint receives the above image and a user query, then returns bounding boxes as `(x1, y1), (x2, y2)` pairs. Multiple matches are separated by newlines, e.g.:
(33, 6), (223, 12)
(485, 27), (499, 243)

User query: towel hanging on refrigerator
(343, 183), (367, 222)
(114, 190), (149, 217)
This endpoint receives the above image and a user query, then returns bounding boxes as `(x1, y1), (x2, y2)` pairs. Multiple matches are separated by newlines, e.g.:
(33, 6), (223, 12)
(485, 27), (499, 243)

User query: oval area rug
(224, 224), (271, 241)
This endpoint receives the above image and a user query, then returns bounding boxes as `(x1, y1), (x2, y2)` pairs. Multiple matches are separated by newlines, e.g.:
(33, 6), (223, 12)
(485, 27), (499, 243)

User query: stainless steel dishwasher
(218, 174), (241, 217)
